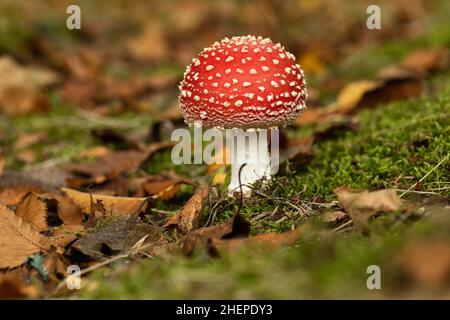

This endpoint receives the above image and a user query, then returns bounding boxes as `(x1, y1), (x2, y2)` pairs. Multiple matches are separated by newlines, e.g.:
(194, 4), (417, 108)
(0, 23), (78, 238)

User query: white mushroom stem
(227, 128), (275, 196)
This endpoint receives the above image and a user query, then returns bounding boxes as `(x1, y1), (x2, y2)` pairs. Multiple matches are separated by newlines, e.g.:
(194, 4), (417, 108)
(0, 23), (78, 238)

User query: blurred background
(1, 0), (449, 170)
(1, 0), (449, 115)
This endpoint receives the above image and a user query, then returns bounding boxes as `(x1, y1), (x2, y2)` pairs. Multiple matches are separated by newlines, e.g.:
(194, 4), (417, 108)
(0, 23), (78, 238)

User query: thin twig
(52, 242), (156, 295)
(399, 154), (449, 198)
(333, 220), (353, 232)
(236, 163), (247, 216)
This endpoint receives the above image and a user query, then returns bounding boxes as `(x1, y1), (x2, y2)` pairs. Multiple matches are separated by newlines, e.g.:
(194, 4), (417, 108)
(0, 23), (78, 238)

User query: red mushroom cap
(178, 35), (307, 129)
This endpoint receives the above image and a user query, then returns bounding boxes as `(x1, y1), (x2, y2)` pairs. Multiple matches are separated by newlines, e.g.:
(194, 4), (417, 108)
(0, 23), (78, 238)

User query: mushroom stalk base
(227, 130), (272, 197)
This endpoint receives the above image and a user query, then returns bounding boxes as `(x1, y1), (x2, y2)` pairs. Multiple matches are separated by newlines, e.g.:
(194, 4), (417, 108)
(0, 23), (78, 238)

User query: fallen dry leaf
(15, 193), (48, 232)
(0, 56), (60, 90)
(0, 172), (57, 205)
(295, 75), (423, 127)
(0, 56), (59, 115)
(0, 202), (52, 269)
(59, 80), (97, 107)
(0, 86), (49, 115)
(16, 148), (37, 164)
(79, 146), (111, 158)
(183, 214), (251, 255)
(44, 193), (84, 226)
(280, 136), (315, 167)
(134, 172), (194, 200)
(332, 80), (379, 112)
(165, 186), (209, 234)
(126, 21), (169, 62)
(70, 215), (163, 261)
(334, 187), (403, 232)
(14, 131), (48, 150)
(400, 47), (449, 75)
(208, 226), (303, 256)
(322, 210), (348, 225)
(396, 238), (450, 289)
(298, 49), (326, 76)
(66, 142), (173, 185)
(62, 188), (149, 216)
(50, 224), (85, 248)
(42, 248), (69, 282)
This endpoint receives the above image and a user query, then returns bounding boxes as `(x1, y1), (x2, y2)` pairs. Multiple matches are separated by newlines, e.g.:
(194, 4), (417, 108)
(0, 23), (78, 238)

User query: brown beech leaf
(79, 146), (111, 158)
(70, 215), (163, 261)
(126, 21), (169, 62)
(0, 56), (59, 115)
(280, 136), (315, 168)
(356, 77), (424, 108)
(49, 224), (85, 248)
(295, 75), (423, 127)
(332, 80), (380, 113)
(0, 56), (59, 90)
(0, 86), (49, 115)
(334, 187), (403, 232)
(294, 107), (329, 126)
(208, 227), (303, 256)
(396, 238), (450, 289)
(16, 148), (37, 164)
(59, 80), (96, 107)
(134, 172), (195, 200)
(400, 47), (449, 75)
(165, 186), (209, 234)
(15, 193), (48, 232)
(0, 202), (52, 269)
(14, 131), (48, 150)
(0, 189), (32, 206)
(43, 193), (84, 226)
(43, 248), (69, 283)
(183, 214), (251, 255)
(0, 172), (57, 205)
(322, 210), (348, 225)
(62, 188), (149, 216)
(65, 142), (173, 184)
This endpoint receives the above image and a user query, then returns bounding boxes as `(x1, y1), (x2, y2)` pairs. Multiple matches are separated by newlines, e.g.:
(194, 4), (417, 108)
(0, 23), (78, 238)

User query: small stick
(400, 154), (449, 198)
(236, 163), (247, 216)
(333, 219), (353, 232)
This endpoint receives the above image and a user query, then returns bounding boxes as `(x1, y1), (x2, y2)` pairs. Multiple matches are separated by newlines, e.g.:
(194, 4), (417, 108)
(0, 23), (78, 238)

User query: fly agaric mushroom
(179, 35), (307, 195)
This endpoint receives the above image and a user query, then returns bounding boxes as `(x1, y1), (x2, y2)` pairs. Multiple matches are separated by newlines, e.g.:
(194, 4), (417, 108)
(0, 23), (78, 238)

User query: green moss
(289, 91), (450, 199)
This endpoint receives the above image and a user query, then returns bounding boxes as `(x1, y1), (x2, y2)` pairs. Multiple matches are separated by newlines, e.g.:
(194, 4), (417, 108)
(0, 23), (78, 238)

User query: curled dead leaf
(0, 202), (53, 269)
(334, 187), (403, 232)
(62, 187), (149, 216)
(70, 215), (163, 261)
(183, 214), (251, 255)
(208, 226), (304, 257)
(65, 142), (173, 185)
(322, 210), (348, 225)
(134, 172), (195, 200)
(165, 186), (209, 234)
(15, 192), (48, 232)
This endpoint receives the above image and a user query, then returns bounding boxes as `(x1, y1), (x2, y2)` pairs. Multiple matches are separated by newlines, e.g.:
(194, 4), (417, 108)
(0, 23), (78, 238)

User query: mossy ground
(78, 84), (449, 299)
